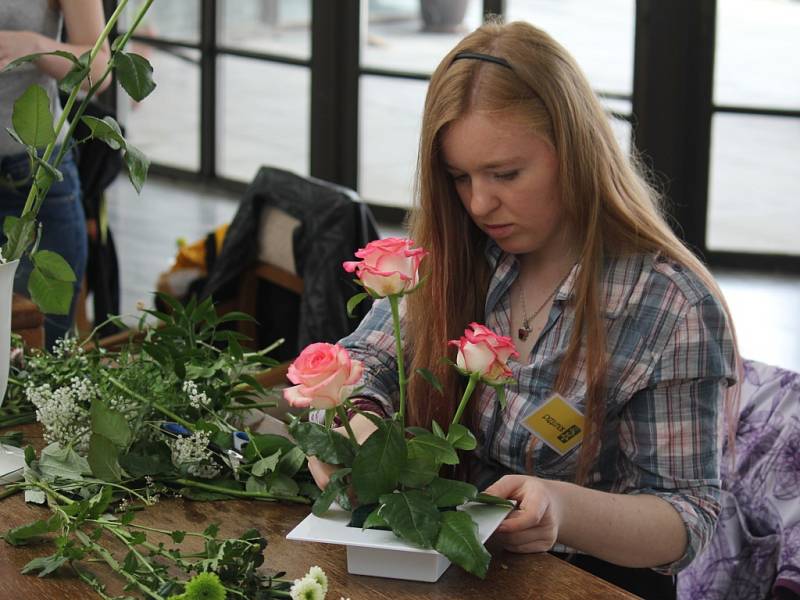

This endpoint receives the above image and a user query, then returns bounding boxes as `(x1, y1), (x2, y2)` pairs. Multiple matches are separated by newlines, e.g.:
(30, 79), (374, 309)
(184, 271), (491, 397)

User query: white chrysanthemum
(290, 576), (325, 600)
(305, 566), (328, 595)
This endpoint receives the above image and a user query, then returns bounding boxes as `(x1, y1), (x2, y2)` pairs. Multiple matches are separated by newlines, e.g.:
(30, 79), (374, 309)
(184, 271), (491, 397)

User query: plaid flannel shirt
(335, 241), (736, 574)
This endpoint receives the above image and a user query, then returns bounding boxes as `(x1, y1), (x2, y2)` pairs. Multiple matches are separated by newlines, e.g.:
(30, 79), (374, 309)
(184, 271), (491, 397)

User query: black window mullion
(200, 0), (217, 179)
(483, 0), (505, 16)
(310, 0), (360, 190)
(632, 0), (716, 257)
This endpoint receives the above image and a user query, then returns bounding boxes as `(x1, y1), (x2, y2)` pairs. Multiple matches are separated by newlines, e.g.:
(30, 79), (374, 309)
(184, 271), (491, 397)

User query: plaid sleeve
(619, 294), (736, 575)
(310, 297), (401, 425)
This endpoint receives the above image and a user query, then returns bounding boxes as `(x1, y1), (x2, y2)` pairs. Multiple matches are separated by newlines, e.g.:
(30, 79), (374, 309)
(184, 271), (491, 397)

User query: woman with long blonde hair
(310, 20), (738, 598)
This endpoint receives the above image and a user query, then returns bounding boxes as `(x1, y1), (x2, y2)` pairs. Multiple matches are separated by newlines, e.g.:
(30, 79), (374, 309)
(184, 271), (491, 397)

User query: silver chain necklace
(517, 269), (572, 341)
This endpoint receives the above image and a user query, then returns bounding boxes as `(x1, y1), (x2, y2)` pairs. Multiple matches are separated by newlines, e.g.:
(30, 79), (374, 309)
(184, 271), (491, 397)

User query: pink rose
(283, 343), (364, 409)
(342, 237), (427, 297)
(449, 323), (519, 384)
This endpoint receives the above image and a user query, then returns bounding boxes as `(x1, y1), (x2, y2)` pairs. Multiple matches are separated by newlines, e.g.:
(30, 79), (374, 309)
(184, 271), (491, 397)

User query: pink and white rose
(342, 237), (427, 297)
(449, 323), (519, 384)
(283, 343), (364, 409)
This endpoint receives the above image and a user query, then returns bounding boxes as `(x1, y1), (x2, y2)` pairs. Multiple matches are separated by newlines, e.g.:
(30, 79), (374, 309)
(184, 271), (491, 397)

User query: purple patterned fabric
(678, 359), (800, 600)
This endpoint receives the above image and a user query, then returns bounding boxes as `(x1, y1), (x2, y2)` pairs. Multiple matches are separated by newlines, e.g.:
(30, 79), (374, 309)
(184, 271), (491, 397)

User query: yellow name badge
(522, 393), (585, 455)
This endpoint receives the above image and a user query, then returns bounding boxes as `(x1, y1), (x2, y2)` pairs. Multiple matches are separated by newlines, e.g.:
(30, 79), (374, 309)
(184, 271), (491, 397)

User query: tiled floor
(106, 175), (800, 372)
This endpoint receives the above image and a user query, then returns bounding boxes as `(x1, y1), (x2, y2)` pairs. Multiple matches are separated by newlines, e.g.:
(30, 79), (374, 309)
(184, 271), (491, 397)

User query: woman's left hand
(484, 474), (564, 553)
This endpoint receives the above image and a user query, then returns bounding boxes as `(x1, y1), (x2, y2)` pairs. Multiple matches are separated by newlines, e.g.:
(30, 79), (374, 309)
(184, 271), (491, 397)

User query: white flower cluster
(290, 565), (328, 600)
(170, 431), (221, 479)
(182, 379), (211, 410)
(26, 377), (98, 452)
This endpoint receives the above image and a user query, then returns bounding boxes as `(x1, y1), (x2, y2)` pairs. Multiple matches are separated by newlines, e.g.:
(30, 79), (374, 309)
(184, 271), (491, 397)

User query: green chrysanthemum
(184, 572), (226, 600)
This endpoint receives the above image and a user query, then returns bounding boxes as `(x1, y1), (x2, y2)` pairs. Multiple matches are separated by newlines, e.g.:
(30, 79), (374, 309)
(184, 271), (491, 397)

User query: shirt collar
(485, 239), (645, 320)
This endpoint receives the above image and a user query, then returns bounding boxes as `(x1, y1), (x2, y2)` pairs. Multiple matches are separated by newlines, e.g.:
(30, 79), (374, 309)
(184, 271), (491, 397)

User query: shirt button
(656, 254), (668, 263)
(672, 263), (683, 271)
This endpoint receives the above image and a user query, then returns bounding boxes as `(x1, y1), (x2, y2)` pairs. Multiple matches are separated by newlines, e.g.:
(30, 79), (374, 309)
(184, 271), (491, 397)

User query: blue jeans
(0, 148), (87, 349)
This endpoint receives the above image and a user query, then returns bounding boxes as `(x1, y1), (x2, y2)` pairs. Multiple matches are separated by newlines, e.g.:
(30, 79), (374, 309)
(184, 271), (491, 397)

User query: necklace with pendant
(517, 268), (572, 341)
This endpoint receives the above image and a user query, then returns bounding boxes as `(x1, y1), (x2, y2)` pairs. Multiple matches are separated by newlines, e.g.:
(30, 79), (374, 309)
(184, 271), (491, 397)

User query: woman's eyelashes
(449, 170), (519, 184)
(494, 170), (519, 181)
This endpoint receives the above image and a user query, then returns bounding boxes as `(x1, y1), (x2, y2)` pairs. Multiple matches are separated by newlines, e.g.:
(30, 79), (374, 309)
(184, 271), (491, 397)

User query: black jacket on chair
(200, 166), (380, 359)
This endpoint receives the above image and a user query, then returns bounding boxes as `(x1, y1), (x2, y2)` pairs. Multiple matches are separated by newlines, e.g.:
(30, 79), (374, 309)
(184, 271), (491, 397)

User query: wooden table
(0, 425), (638, 600)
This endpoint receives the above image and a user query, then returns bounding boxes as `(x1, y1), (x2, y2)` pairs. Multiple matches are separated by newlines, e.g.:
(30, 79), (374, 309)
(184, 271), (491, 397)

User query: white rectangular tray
(287, 501), (512, 582)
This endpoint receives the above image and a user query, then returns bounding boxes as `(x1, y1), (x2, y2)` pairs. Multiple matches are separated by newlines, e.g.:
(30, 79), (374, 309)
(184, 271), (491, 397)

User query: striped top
(336, 240), (736, 574)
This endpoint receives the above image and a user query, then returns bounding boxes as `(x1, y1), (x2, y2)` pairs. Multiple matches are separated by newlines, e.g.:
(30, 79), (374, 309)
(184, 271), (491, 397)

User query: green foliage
(351, 419), (406, 504)
(11, 85), (55, 147)
(0, 0), (156, 314)
(434, 510), (491, 579)
(378, 490), (441, 549)
(288, 420), (356, 466)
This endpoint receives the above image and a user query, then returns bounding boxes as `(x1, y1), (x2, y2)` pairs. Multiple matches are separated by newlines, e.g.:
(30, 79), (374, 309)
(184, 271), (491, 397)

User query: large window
(117, 0), (799, 271)
(706, 0), (800, 256)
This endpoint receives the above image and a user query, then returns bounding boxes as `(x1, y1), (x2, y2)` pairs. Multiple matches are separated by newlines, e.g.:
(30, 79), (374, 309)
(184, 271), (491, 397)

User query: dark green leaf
(11, 85), (55, 147)
(119, 441), (173, 478)
(431, 419), (446, 438)
(28, 266), (72, 315)
(474, 492), (515, 507)
(346, 292), (369, 318)
(90, 400), (132, 448)
(446, 423), (477, 451)
(277, 446), (306, 478)
(86, 485), (114, 519)
(24, 445), (36, 466)
(171, 530), (186, 543)
(31, 155), (63, 183)
(87, 433), (123, 482)
(217, 311), (256, 324)
(3, 50), (80, 73)
(416, 367), (444, 394)
(407, 433), (458, 465)
(58, 52), (91, 92)
(114, 52), (156, 101)
(434, 510), (490, 578)
(80, 115), (124, 150)
(264, 471), (300, 497)
(2, 212), (37, 262)
(251, 450), (281, 477)
(428, 477), (477, 508)
(32, 250), (76, 282)
(38, 443), (89, 481)
(398, 438), (439, 488)
(311, 468), (351, 516)
(123, 142), (149, 193)
(351, 420), (406, 504)
(362, 506), (389, 530)
(4, 514), (63, 546)
(379, 490), (441, 549)
(242, 434), (295, 462)
(21, 553), (69, 577)
(288, 420), (355, 466)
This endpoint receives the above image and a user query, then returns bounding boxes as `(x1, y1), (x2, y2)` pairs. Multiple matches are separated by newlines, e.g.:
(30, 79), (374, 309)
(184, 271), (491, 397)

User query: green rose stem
(105, 374), (194, 430)
(451, 372), (480, 427)
(173, 478), (310, 504)
(388, 294), (407, 427)
(336, 404), (358, 445)
(20, 0), (153, 220)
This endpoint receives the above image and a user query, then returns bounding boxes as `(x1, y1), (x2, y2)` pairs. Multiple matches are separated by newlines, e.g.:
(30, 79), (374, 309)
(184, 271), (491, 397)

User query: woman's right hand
(307, 455), (340, 490)
(306, 412), (380, 491)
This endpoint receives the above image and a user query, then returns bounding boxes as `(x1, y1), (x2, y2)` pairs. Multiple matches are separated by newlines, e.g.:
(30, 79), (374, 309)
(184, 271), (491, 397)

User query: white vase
(0, 259), (20, 406)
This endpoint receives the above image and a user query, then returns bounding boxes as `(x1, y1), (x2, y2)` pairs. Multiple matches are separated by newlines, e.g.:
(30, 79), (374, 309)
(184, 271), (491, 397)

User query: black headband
(452, 51), (512, 70)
